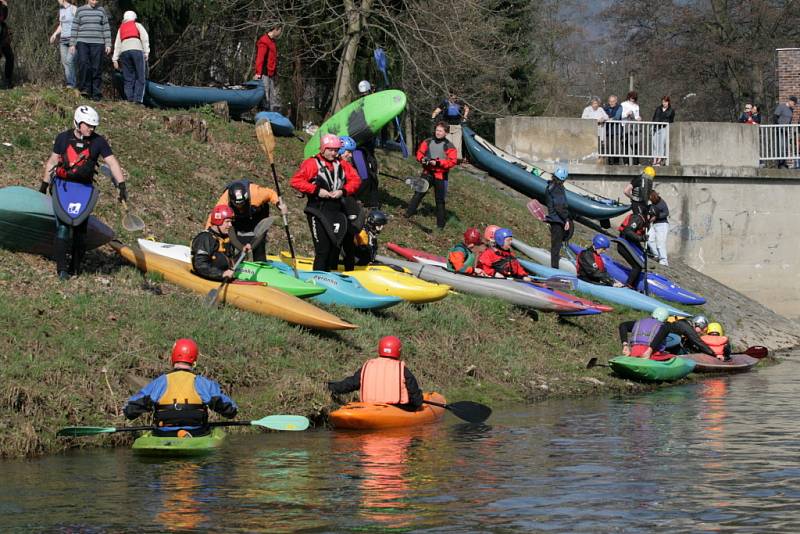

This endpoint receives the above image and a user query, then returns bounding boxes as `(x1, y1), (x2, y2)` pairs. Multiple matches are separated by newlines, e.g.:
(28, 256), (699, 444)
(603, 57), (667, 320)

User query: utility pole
(629, 71), (635, 92)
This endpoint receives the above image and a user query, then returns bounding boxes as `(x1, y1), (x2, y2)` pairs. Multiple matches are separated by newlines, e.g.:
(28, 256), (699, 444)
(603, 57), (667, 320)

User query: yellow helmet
(643, 166), (656, 178)
(706, 322), (724, 336)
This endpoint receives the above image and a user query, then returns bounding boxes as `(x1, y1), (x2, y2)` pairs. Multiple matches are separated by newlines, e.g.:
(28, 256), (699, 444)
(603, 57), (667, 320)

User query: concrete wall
(670, 122), (759, 167)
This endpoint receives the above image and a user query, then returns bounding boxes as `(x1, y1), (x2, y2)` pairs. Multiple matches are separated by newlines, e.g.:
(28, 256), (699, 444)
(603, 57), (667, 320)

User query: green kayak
(235, 261), (326, 298)
(132, 427), (226, 455)
(608, 356), (695, 382)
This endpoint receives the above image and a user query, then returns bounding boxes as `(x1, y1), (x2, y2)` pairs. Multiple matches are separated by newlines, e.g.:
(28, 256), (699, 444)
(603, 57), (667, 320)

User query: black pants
(307, 213), (341, 271)
(341, 231), (357, 271)
(358, 175), (380, 209)
(617, 241), (642, 288)
(0, 40), (13, 86)
(405, 177), (447, 229)
(76, 42), (103, 98)
(54, 218), (88, 275)
(548, 221), (573, 268)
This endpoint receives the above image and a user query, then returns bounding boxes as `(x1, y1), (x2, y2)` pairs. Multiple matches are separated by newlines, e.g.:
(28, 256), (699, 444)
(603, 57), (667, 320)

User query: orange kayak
(329, 392), (446, 430)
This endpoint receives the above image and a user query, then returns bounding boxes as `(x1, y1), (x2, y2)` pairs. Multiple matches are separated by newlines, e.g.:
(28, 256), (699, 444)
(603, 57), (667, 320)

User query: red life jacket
(701, 335), (729, 360)
(119, 20), (140, 41)
(55, 135), (95, 183)
(576, 250), (605, 275)
(618, 213), (646, 236)
(359, 357), (409, 405)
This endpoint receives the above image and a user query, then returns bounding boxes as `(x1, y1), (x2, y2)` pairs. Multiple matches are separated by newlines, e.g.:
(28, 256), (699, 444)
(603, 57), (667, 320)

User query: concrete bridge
(495, 117), (800, 320)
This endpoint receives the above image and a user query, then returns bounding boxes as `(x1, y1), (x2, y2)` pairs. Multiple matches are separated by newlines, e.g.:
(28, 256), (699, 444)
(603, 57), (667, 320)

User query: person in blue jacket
(123, 338), (238, 437)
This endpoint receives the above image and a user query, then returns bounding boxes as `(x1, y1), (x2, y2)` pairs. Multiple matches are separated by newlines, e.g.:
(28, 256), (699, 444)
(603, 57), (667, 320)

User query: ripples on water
(2, 358), (800, 532)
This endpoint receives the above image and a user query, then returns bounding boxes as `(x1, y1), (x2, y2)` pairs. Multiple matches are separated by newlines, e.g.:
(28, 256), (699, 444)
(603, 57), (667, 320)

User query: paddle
(373, 48), (409, 158)
(57, 415), (311, 437)
(379, 171), (429, 193)
(100, 164), (145, 232)
(743, 345), (769, 359)
(204, 249), (248, 307)
(423, 399), (492, 424)
(586, 357), (609, 369)
(255, 119), (299, 277)
(526, 199), (547, 222)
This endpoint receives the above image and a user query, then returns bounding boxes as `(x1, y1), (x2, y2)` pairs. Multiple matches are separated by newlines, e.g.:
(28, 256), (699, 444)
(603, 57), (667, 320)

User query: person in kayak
(545, 166), (573, 268)
(616, 210), (649, 288)
(624, 165), (655, 217)
(483, 224), (500, 248)
(619, 307), (676, 360)
(353, 209), (387, 266)
(447, 227), (484, 275)
(192, 204), (245, 281)
(290, 133), (361, 271)
(123, 338), (238, 437)
(665, 314), (716, 357)
(477, 228), (532, 281)
(576, 234), (624, 287)
(207, 179), (286, 262)
(404, 122), (458, 230)
(327, 336), (423, 411)
(701, 322), (732, 361)
(40, 105), (127, 280)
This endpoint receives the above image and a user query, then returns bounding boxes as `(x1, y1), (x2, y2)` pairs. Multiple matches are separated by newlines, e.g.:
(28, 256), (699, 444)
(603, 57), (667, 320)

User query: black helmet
(227, 181), (250, 212)
(366, 210), (388, 228)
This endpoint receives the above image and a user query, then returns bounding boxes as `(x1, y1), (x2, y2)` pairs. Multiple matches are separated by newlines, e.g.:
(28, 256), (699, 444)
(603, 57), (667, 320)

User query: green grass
(0, 86), (683, 458)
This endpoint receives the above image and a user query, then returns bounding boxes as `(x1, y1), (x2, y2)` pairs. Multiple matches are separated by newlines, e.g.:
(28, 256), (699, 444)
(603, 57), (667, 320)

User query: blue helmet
(494, 227), (513, 247)
(554, 167), (569, 181)
(592, 234), (610, 250)
(338, 136), (356, 155)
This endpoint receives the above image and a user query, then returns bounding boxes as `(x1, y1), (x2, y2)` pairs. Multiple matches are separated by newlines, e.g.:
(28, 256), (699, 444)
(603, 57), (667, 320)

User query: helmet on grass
(378, 336), (402, 358)
(171, 338), (199, 365)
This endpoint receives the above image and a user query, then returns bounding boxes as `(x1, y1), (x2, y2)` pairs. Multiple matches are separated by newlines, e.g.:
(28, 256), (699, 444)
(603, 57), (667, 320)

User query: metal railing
(759, 125), (800, 165)
(598, 120), (670, 165)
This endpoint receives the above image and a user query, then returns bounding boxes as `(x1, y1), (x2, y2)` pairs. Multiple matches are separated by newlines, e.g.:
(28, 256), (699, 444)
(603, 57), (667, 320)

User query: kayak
(279, 252), (450, 304)
(136, 240), (325, 299)
(132, 427), (225, 455)
(0, 186), (114, 256)
(511, 237), (577, 274)
(685, 353), (759, 373)
(112, 241), (356, 331)
(568, 243), (705, 306)
(518, 259), (690, 317)
(384, 243), (612, 313)
(304, 90), (407, 158)
(461, 126), (630, 221)
(145, 80), (264, 116)
(255, 111), (295, 137)
(608, 356), (695, 382)
(329, 392), (447, 430)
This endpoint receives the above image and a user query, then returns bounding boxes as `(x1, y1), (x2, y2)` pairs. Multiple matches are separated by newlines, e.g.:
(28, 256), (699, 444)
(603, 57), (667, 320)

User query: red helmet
(171, 338), (198, 365)
(464, 227), (481, 246)
(378, 335), (402, 359)
(210, 204), (234, 226)
(320, 133), (343, 151)
(484, 224), (500, 242)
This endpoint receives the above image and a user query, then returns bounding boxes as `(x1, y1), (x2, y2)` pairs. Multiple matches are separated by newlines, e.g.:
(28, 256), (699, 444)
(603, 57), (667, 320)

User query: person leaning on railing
(651, 96), (674, 166)
(621, 91), (642, 165)
(772, 95), (797, 169)
(603, 95), (623, 165)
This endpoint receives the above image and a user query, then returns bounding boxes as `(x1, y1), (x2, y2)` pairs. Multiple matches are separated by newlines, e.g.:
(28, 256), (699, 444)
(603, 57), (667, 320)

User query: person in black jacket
(545, 166), (573, 268)
(0, 0), (13, 89)
(576, 234), (623, 287)
(651, 96), (674, 166)
(191, 205), (249, 281)
(616, 211), (649, 288)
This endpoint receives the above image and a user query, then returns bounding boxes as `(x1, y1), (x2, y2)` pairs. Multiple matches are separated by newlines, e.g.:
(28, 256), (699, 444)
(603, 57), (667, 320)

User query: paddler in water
(476, 227), (532, 281)
(576, 234), (624, 287)
(40, 105), (128, 280)
(123, 338), (238, 437)
(191, 205), (248, 281)
(289, 133), (361, 271)
(327, 336), (423, 411)
(446, 226), (485, 275)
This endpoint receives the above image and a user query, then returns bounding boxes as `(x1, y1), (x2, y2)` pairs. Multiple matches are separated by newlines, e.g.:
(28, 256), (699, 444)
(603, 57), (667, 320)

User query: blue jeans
(119, 49), (145, 102)
(59, 39), (76, 87)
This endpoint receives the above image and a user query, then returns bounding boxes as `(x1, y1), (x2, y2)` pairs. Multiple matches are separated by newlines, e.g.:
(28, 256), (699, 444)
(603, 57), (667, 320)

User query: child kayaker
(353, 209), (387, 266)
(476, 227), (532, 281)
(701, 322), (732, 361)
(447, 227), (484, 275)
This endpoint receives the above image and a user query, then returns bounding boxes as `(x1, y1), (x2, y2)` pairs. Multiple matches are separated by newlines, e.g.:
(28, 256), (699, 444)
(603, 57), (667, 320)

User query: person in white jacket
(621, 90), (642, 164)
(112, 10), (149, 103)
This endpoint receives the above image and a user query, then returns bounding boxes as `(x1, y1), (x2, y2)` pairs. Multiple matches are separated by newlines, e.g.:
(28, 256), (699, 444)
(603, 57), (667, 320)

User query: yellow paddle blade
(255, 119), (276, 164)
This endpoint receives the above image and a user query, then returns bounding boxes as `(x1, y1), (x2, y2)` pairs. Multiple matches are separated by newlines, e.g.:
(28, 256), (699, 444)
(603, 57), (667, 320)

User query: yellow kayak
(112, 241), (357, 331)
(274, 252), (450, 304)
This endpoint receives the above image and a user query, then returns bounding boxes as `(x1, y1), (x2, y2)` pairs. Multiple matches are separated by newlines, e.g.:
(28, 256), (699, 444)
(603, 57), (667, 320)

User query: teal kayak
(131, 427), (226, 455)
(608, 356), (695, 382)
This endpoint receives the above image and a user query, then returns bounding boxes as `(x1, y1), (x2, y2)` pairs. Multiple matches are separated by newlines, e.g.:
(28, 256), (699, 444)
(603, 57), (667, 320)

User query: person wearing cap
(773, 96), (797, 169)
(327, 336), (423, 410)
(576, 234), (623, 287)
(112, 10), (149, 104)
(290, 133), (361, 271)
(69, 0), (112, 101)
(447, 227), (484, 275)
(206, 180), (286, 262)
(545, 166), (572, 268)
(192, 204), (243, 281)
(253, 25), (282, 111)
(123, 338), (238, 437)
(477, 227), (531, 281)
(405, 121), (458, 230)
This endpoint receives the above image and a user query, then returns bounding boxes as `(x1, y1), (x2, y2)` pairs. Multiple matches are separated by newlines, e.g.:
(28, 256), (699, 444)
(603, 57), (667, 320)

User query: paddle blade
(122, 211), (145, 232)
(255, 119), (276, 164)
(405, 176), (430, 193)
(57, 426), (117, 437)
(526, 199), (547, 222)
(204, 288), (220, 307)
(251, 415), (310, 431)
(744, 345), (769, 359)
(373, 48), (387, 73)
(446, 401), (492, 424)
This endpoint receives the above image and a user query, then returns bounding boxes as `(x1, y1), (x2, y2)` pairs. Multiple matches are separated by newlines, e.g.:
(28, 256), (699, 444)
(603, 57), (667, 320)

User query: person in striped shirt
(69, 0), (111, 100)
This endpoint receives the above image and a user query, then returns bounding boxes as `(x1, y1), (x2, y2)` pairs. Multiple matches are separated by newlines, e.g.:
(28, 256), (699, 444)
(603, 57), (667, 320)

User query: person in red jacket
(289, 133), (361, 271)
(253, 25), (281, 111)
(477, 227), (532, 280)
(404, 122), (458, 230)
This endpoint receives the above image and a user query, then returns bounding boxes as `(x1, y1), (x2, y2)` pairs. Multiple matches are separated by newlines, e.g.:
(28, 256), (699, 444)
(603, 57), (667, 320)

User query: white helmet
(74, 105), (100, 128)
(357, 80), (372, 94)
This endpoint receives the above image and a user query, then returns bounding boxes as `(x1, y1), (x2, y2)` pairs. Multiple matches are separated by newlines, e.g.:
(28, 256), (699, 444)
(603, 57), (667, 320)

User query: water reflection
(152, 460), (207, 531)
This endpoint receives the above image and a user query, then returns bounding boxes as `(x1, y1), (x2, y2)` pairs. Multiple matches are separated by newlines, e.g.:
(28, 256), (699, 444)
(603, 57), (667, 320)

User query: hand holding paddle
(57, 414), (310, 437)
(424, 399), (492, 424)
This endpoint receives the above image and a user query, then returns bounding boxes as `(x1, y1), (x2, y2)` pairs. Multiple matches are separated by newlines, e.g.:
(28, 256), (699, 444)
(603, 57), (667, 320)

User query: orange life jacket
(701, 335), (729, 359)
(119, 20), (141, 41)
(155, 370), (207, 428)
(359, 357), (409, 405)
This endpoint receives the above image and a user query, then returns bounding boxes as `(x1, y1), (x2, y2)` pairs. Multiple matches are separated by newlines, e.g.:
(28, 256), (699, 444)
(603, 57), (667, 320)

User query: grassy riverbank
(0, 86), (785, 458)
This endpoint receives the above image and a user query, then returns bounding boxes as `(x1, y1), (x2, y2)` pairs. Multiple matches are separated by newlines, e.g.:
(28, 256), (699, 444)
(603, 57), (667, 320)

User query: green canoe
(608, 356), (695, 382)
(304, 90), (407, 158)
(235, 260), (326, 298)
(131, 427), (226, 455)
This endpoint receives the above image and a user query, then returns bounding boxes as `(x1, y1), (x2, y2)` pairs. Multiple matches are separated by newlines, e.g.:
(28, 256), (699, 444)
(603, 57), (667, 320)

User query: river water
(3, 357), (800, 533)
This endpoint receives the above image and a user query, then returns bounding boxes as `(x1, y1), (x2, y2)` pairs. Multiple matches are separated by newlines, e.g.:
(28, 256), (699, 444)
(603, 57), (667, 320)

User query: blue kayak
(270, 261), (402, 310)
(567, 243), (705, 305)
(461, 126), (630, 221)
(255, 111), (295, 137)
(145, 80), (264, 115)
(519, 259), (690, 317)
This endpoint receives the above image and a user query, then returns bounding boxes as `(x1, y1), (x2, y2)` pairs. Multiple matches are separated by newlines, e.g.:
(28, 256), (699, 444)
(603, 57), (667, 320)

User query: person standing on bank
(647, 190), (669, 266)
(50, 0), (78, 89)
(544, 166), (573, 268)
(253, 25), (282, 111)
(623, 165), (655, 217)
(405, 122), (458, 230)
(0, 0), (14, 89)
(40, 105), (127, 280)
(70, 0), (112, 101)
(112, 11), (149, 104)
(432, 92), (469, 160)
(651, 96), (674, 166)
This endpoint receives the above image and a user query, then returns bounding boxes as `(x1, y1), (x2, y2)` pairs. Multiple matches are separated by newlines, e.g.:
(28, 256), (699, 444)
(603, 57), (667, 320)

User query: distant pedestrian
(50, 0), (78, 89)
(253, 25), (282, 111)
(432, 92), (469, 160)
(651, 96), (674, 166)
(603, 95), (623, 164)
(405, 122), (458, 230)
(772, 95), (797, 169)
(581, 96), (609, 148)
(0, 0), (14, 89)
(737, 103), (758, 124)
(647, 190), (669, 266)
(70, 0), (112, 101)
(112, 11), (149, 103)
(750, 105), (762, 125)
(544, 166), (573, 269)
(621, 91), (642, 165)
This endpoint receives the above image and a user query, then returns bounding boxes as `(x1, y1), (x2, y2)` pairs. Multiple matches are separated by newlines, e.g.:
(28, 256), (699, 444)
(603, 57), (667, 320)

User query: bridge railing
(759, 125), (800, 164)
(598, 120), (670, 165)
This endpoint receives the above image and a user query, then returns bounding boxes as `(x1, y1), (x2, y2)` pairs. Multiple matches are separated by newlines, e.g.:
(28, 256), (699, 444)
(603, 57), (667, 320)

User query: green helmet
(651, 307), (669, 322)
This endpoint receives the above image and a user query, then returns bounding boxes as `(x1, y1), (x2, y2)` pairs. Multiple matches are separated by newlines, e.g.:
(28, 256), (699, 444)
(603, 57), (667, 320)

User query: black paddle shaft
(269, 162), (297, 261)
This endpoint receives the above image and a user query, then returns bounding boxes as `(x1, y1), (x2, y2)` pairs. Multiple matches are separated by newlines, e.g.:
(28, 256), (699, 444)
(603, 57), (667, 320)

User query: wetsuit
(669, 319), (715, 356)
(190, 227), (235, 281)
(576, 247), (616, 286)
(545, 179), (573, 268)
(628, 173), (653, 217)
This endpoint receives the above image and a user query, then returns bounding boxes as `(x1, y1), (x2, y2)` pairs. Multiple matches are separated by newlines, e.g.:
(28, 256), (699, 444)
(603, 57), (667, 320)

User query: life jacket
(359, 357), (409, 405)
(576, 249), (605, 276)
(447, 242), (475, 273)
(617, 213), (646, 236)
(154, 370), (208, 428)
(55, 135), (95, 183)
(313, 156), (345, 193)
(701, 335), (730, 359)
(630, 318), (665, 350)
(424, 138), (448, 161)
(630, 175), (653, 204)
(119, 20), (141, 41)
(445, 101), (462, 119)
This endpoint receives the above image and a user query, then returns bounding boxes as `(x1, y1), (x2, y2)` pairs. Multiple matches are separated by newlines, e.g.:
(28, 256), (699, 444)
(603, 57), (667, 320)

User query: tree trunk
(329, 0), (373, 115)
